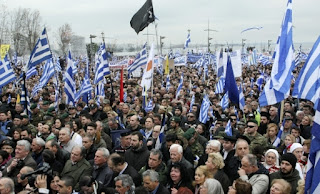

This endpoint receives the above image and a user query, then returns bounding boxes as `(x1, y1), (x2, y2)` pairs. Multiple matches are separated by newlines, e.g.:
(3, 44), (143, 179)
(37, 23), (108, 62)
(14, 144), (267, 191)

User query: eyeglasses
(187, 115), (194, 118)
(246, 125), (256, 128)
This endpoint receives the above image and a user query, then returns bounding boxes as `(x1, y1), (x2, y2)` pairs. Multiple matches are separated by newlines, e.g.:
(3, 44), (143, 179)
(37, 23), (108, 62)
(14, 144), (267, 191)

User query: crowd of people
(0, 57), (313, 194)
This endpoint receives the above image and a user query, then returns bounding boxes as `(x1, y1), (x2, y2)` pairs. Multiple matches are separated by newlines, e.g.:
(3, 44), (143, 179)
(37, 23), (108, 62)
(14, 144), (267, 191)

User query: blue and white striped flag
(0, 54), (16, 88)
(64, 58), (76, 106)
(225, 120), (233, 136)
(27, 28), (52, 71)
(239, 83), (245, 110)
(199, 94), (210, 124)
(26, 66), (37, 80)
(74, 75), (92, 102)
(7, 94), (11, 104)
(175, 73), (183, 99)
(166, 74), (171, 91)
(256, 73), (265, 91)
(220, 92), (229, 110)
(189, 94), (195, 113)
(55, 57), (62, 72)
(94, 43), (110, 85)
(31, 59), (55, 97)
(273, 120), (285, 147)
(20, 74), (31, 118)
(292, 36), (320, 105)
(123, 91), (127, 102)
(72, 60), (78, 75)
(260, 0), (294, 106)
(128, 44), (147, 76)
(217, 49), (224, 78)
(184, 33), (191, 49)
(259, 55), (272, 65)
(305, 101), (320, 193)
(215, 77), (225, 94)
(144, 99), (153, 113)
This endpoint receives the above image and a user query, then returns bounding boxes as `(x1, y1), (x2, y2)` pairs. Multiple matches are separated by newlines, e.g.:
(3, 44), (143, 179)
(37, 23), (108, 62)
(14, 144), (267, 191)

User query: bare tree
(57, 23), (73, 56)
(0, 4), (10, 47)
(25, 9), (42, 52)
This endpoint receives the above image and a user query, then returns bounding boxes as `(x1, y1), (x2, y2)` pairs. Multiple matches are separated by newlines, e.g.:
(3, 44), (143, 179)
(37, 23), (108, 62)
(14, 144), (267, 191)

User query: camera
(21, 162), (53, 188)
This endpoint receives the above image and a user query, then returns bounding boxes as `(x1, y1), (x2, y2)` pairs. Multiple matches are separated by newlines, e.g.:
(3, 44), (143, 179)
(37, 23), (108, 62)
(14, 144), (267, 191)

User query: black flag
(130, 0), (155, 34)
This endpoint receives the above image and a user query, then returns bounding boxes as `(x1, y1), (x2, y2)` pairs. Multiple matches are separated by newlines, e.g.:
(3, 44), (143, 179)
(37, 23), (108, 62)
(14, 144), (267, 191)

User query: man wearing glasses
(244, 120), (267, 152)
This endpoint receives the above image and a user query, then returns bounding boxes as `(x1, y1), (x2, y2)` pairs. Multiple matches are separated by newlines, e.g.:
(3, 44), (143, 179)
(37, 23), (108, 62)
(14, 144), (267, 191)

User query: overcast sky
(3, 0), (320, 49)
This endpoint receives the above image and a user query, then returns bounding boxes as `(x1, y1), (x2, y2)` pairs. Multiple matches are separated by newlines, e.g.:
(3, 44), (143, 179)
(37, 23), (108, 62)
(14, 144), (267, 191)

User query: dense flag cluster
(0, 54), (16, 89)
(127, 44), (148, 76)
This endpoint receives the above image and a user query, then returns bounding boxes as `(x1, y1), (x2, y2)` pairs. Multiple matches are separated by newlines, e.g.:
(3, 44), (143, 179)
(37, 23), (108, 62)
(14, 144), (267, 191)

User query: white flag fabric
(141, 44), (154, 91)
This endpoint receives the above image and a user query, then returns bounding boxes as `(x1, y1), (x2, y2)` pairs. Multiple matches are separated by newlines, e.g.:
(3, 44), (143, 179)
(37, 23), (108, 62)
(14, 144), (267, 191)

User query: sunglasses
(187, 115), (194, 118)
(246, 125), (256, 128)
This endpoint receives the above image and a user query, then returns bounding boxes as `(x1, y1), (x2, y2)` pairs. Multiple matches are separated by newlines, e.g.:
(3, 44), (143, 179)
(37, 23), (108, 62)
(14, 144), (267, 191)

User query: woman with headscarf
(262, 149), (280, 174)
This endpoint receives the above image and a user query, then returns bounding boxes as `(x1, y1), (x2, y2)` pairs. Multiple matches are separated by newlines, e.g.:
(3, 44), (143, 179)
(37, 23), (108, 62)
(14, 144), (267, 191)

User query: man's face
(148, 153), (161, 170)
(59, 130), (70, 143)
(260, 116), (268, 125)
(152, 126), (161, 139)
(187, 113), (195, 122)
(122, 105), (129, 114)
(31, 139), (41, 152)
(170, 121), (178, 129)
(143, 176), (159, 192)
(115, 180), (129, 194)
(269, 107), (277, 116)
(120, 135), (131, 148)
(131, 135), (141, 149)
(284, 120), (292, 129)
(170, 147), (182, 163)
(86, 126), (96, 136)
(246, 122), (258, 135)
(280, 160), (293, 174)
(20, 131), (29, 139)
(71, 147), (82, 162)
(15, 145), (28, 159)
(13, 118), (22, 126)
(94, 150), (107, 166)
(144, 118), (154, 130)
(57, 180), (72, 194)
(42, 125), (50, 134)
(241, 157), (253, 175)
(17, 167), (29, 183)
(223, 141), (234, 152)
(152, 117), (161, 125)
(129, 116), (139, 128)
(0, 179), (9, 194)
(0, 113), (6, 122)
(174, 109), (182, 116)
(236, 141), (249, 159)
(82, 137), (93, 150)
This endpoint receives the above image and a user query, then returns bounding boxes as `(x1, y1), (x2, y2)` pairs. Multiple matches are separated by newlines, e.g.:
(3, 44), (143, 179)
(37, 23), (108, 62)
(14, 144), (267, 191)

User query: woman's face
(284, 136), (293, 146)
(293, 148), (303, 160)
(266, 152), (277, 166)
(227, 182), (236, 194)
(205, 157), (216, 170)
(268, 127), (277, 137)
(194, 169), (206, 185)
(302, 116), (310, 126)
(73, 121), (78, 130)
(55, 119), (62, 128)
(13, 131), (20, 140)
(50, 176), (60, 191)
(170, 167), (181, 183)
(270, 182), (284, 194)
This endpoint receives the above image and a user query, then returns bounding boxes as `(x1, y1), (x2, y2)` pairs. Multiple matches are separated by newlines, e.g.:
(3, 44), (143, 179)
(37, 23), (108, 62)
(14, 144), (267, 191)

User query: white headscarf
(265, 149), (280, 167)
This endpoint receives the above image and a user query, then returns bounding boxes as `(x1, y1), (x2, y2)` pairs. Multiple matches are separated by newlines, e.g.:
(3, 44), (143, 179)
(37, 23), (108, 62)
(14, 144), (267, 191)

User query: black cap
(260, 111), (270, 119)
(120, 131), (131, 137)
(13, 114), (23, 120)
(247, 119), (258, 125)
(0, 139), (15, 148)
(281, 153), (297, 169)
(236, 134), (251, 145)
(223, 135), (237, 143)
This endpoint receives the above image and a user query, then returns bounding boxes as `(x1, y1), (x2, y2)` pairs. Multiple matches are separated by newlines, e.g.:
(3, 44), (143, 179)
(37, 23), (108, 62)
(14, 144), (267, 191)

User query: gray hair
(17, 140), (31, 152)
(150, 149), (163, 160)
(0, 177), (14, 193)
(207, 140), (221, 151)
(114, 174), (135, 193)
(71, 145), (86, 157)
(33, 138), (45, 147)
(169, 144), (183, 154)
(244, 154), (258, 167)
(97, 147), (110, 158)
(142, 170), (159, 182)
(235, 139), (249, 150)
(60, 127), (71, 136)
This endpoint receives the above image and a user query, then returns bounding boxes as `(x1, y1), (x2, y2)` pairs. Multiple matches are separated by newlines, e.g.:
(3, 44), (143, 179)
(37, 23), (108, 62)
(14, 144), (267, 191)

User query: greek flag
(0, 54), (16, 88)
(189, 94), (195, 113)
(166, 74), (171, 91)
(144, 99), (153, 113)
(175, 73), (183, 99)
(64, 58), (76, 106)
(217, 49), (224, 78)
(7, 94), (11, 104)
(260, 0), (293, 106)
(123, 91), (127, 102)
(199, 94), (210, 124)
(305, 101), (320, 193)
(215, 77), (225, 94)
(234, 106), (239, 121)
(292, 36), (320, 105)
(94, 43), (110, 85)
(26, 66), (37, 80)
(271, 0), (294, 94)
(27, 28), (52, 71)
(72, 60), (79, 75)
(239, 83), (245, 110)
(128, 44), (147, 76)
(259, 55), (272, 65)
(256, 73), (265, 91)
(273, 120), (285, 147)
(31, 59), (55, 97)
(74, 75), (92, 102)
(225, 55), (239, 105)
(184, 33), (191, 49)
(225, 120), (233, 136)
(220, 92), (229, 110)
(20, 74), (31, 118)
(55, 57), (62, 72)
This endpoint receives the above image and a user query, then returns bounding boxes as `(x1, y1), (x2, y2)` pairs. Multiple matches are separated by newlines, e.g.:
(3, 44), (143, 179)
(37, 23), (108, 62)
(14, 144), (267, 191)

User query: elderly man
(108, 153), (141, 186)
(61, 146), (93, 191)
(139, 149), (168, 185)
(59, 128), (77, 153)
(16, 166), (34, 192)
(127, 115), (142, 132)
(45, 139), (70, 166)
(31, 137), (45, 165)
(2, 140), (37, 190)
(124, 131), (150, 171)
(92, 148), (113, 187)
(142, 170), (170, 194)
(238, 154), (269, 194)
(0, 177), (15, 194)
(167, 144), (194, 177)
(114, 174), (135, 194)
(224, 138), (250, 183)
(112, 131), (131, 157)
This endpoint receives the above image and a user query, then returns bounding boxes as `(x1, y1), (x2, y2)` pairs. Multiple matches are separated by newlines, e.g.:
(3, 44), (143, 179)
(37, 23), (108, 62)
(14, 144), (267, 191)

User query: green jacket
(246, 132), (268, 152)
(139, 162), (168, 185)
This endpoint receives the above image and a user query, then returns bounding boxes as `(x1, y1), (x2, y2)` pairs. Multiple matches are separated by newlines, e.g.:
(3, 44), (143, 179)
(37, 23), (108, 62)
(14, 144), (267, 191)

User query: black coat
(122, 164), (142, 187)
(155, 183), (170, 194)
(124, 145), (150, 172)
